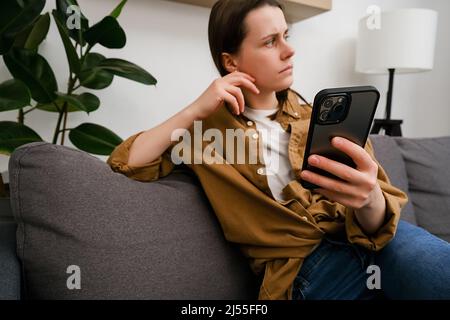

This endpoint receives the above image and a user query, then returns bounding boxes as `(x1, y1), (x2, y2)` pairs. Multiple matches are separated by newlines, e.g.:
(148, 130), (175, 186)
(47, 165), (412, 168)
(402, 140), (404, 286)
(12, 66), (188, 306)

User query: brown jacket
(107, 89), (408, 300)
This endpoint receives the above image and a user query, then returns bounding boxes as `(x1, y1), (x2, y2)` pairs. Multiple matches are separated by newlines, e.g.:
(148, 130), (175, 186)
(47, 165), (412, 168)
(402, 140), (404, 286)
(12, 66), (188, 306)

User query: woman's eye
(265, 35), (290, 47)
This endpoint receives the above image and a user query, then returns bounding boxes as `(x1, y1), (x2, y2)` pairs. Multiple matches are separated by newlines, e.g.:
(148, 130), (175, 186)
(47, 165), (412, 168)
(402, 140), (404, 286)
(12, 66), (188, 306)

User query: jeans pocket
(292, 273), (309, 300)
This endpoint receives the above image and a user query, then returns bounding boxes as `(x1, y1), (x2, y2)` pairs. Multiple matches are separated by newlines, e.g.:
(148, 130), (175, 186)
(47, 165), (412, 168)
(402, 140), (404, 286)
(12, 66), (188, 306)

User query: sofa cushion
(394, 136), (450, 242)
(9, 142), (259, 299)
(368, 135), (417, 225)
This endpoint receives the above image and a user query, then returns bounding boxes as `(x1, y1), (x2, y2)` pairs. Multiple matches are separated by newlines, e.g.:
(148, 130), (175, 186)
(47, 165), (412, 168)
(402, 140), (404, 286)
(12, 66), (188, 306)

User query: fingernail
(333, 137), (342, 145)
(309, 155), (318, 165)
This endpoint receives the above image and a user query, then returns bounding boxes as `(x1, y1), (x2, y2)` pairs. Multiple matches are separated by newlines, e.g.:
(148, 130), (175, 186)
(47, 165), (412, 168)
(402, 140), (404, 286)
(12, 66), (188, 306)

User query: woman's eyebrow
(260, 28), (289, 40)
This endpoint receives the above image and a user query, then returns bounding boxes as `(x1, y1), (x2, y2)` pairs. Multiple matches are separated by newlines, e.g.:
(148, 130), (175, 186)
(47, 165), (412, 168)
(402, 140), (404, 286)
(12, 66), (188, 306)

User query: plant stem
(52, 102), (62, 113)
(52, 40), (92, 145)
(18, 108), (24, 124)
(23, 105), (38, 115)
(60, 105), (68, 145)
(52, 101), (66, 144)
(57, 73), (78, 145)
(79, 44), (93, 67)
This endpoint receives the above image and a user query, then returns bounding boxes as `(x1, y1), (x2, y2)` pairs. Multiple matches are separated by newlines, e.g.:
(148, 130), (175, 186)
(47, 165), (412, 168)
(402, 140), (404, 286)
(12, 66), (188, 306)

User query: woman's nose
(282, 42), (295, 60)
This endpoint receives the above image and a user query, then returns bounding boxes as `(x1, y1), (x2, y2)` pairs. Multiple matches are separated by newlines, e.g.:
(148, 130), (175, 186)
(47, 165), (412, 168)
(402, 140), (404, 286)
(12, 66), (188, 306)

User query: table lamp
(356, 8), (438, 136)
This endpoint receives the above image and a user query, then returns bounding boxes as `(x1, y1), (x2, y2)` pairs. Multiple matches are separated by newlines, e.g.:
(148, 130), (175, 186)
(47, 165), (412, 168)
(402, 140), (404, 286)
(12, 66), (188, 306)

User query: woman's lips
(279, 65), (293, 73)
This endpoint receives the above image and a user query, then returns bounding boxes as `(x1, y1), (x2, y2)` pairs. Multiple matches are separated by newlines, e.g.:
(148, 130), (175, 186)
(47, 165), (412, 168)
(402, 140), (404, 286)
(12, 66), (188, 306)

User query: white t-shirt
(242, 106), (296, 202)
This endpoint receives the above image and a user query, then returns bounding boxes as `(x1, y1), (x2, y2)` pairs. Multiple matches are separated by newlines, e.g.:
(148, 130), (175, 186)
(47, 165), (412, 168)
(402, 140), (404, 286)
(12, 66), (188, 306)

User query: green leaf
(52, 10), (81, 75)
(97, 59), (157, 85)
(56, 0), (89, 46)
(12, 14), (42, 49)
(0, 0), (46, 37)
(53, 92), (100, 114)
(0, 79), (31, 112)
(36, 93), (100, 113)
(69, 123), (123, 155)
(24, 12), (51, 50)
(83, 16), (126, 49)
(79, 52), (114, 89)
(110, 0), (128, 19)
(3, 48), (58, 103)
(0, 0), (46, 54)
(0, 121), (43, 155)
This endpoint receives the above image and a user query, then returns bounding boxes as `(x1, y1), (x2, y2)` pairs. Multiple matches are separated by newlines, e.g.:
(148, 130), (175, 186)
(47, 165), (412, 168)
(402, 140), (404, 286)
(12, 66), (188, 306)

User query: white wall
(1, 0), (449, 175)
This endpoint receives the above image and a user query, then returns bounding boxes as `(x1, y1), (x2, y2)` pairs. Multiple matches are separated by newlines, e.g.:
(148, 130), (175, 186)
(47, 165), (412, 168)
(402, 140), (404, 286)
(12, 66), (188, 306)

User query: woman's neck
(243, 90), (279, 110)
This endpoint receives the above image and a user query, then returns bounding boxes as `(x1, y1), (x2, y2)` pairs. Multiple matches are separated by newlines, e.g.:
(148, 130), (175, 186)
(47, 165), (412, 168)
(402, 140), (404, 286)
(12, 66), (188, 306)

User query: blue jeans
(292, 220), (450, 300)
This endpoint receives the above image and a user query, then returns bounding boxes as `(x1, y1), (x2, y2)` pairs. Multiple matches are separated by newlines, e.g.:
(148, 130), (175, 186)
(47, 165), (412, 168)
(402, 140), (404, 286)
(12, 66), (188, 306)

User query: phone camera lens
(334, 104), (344, 113)
(324, 99), (333, 108)
(319, 110), (329, 122)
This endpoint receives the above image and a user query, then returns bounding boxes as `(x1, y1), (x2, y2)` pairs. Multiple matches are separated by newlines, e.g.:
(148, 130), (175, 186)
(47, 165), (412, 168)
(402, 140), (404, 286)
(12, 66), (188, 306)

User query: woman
(107, 0), (450, 300)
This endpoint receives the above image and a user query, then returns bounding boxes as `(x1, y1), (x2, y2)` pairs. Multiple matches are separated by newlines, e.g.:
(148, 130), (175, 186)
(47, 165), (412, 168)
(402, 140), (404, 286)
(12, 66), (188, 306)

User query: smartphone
(300, 86), (380, 190)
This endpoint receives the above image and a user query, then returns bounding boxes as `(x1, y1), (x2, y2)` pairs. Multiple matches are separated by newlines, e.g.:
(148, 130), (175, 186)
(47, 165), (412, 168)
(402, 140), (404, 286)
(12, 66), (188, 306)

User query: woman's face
(233, 5), (295, 92)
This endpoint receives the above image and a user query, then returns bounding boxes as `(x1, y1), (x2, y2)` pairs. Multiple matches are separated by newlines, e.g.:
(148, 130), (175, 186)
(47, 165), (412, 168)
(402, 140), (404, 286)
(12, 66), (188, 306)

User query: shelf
(165, 0), (332, 23)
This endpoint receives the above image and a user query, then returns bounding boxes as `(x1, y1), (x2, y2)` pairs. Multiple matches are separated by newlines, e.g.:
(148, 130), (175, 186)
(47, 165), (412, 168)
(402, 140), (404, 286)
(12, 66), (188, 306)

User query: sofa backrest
(370, 134), (450, 243)
(393, 136), (450, 243)
(369, 135), (417, 225)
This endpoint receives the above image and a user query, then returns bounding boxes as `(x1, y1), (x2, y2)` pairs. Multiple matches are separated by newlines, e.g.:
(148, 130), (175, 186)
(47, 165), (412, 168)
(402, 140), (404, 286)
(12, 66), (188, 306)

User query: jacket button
(252, 133), (259, 140)
(294, 112), (299, 117)
(301, 216), (308, 221)
(257, 168), (265, 175)
(247, 120), (254, 126)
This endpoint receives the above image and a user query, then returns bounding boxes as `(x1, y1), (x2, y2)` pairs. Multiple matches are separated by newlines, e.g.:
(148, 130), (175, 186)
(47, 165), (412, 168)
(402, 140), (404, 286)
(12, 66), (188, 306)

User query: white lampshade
(356, 8), (438, 74)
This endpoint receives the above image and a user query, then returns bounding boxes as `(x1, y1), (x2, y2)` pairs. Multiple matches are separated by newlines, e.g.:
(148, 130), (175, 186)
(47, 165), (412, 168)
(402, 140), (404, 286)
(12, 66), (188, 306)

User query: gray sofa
(1, 134), (449, 300)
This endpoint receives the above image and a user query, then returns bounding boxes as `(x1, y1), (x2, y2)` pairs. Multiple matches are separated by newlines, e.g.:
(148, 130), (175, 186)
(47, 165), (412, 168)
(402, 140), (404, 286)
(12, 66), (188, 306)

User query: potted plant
(0, 0), (157, 200)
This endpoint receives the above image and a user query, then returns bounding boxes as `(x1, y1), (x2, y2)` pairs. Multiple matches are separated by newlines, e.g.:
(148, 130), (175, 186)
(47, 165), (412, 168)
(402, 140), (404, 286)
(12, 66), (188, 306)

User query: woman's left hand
(300, 136), (383, 210)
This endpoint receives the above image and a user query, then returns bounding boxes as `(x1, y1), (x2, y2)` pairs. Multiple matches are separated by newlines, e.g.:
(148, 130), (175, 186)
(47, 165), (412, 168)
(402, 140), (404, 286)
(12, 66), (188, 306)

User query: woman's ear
(221, 53), (238, 73)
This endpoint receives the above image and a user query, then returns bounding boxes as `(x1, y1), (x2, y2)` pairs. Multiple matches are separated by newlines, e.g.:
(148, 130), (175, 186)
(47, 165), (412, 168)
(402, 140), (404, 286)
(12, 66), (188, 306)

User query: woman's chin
(273, 77), (294, 92)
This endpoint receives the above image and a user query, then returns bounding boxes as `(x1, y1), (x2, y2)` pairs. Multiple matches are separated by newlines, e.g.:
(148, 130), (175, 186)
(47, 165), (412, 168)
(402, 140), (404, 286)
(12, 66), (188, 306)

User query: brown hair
(208, 0), (289, 106)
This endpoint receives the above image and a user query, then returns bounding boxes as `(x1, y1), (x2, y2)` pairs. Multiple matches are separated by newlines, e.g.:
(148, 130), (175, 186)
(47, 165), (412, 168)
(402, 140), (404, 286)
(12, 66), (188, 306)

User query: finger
(228, 71), (256, 82)
(226, 71), (256, 85)
(225, 85), (245, 113)
(307, 154), (366, 184)
(221, 90), (240, 115)
(314, 188), (353, 208)
(331, 137), (375, 171)
(300, 169), (360, 197)
(229, 77), (260, 95)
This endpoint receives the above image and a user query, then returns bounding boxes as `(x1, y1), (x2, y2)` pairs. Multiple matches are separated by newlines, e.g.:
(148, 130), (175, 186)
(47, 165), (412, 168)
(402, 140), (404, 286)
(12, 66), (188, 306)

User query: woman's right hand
(189, 71), (260, 121)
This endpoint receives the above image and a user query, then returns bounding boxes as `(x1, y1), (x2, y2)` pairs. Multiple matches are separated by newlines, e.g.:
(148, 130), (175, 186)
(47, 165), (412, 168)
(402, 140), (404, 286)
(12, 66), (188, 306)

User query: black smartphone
(300, 86), (380, 190)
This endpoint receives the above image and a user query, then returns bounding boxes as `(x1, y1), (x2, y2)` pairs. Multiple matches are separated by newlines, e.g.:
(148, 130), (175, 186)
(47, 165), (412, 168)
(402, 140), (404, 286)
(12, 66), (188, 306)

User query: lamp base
(370, 119), (403, 136)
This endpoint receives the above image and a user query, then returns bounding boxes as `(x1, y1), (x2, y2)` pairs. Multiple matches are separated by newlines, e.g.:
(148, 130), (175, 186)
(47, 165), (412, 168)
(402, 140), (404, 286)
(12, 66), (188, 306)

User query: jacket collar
(236, 89), (302, 130)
